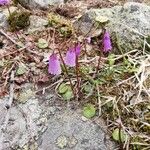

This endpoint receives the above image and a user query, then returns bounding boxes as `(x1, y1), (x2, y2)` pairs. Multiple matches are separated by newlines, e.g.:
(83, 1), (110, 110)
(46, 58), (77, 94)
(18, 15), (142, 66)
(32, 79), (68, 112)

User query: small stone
(81, 116), (89, 122)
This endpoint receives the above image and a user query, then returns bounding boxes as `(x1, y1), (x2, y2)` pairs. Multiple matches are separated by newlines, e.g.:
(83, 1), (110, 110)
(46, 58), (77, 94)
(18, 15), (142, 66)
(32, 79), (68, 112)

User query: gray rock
(0, 7), (18, 29)
(39, 108), (115, 150)
(27, 15), (48, 33)
(18, 0), (64, 9)
(0, 10), (7, 28)
(0, 86), (116, 149)
(0, 97), (43, 149)
(74, 2), (150, 53)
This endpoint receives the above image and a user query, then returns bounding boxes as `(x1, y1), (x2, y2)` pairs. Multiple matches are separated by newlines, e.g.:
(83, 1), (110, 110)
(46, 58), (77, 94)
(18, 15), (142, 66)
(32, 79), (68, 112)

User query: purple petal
(48, 53), (61, 75)
(0, 0), (9, 5)
(65, 48), (76, 67)
(103, 31), (112, 52)
(75, 44), (81, 56)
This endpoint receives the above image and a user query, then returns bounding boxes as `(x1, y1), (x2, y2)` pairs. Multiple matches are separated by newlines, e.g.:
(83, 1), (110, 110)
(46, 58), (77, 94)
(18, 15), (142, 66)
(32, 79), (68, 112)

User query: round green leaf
(62, 89), (73, 101)
(112, 128), (127, 142)
(58, 83), (69, 94)
(38, 38), (48, 49)
(83, 104), (96, 119)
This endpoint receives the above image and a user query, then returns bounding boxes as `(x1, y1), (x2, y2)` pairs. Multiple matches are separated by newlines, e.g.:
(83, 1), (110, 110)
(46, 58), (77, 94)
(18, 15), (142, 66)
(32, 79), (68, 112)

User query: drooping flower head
(0, 0), (10, 5)
(65, 48), (76, 67)
(75, 43), (81, 56)
(48, 53), (61, 75)
(103, 31), (112, 53)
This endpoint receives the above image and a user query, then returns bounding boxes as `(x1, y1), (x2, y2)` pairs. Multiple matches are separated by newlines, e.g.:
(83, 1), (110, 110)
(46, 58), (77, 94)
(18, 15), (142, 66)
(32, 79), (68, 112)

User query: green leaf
(16, 63), (27, 75)
(38, 38), (48, 49)
(58, 83), (69, 94)
(83, 104), (96, 119)
(62, 88), (73, 101)
(112, 128), (127, 142)
(108, 54), (115, 66)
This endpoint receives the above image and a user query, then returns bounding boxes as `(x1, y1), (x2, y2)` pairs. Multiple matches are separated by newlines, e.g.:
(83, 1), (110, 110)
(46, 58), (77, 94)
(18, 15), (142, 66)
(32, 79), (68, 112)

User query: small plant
(83, 104), (96, 119)
(7, 11), (30, 31)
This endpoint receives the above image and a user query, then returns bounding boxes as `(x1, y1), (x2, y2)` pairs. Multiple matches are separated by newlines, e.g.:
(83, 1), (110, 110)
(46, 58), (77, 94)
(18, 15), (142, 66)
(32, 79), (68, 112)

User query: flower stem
(75, 56), (80, 97)
(57, 48), (75, 98)
(95, 53), (101, 76)
(7, 6), (11, 16)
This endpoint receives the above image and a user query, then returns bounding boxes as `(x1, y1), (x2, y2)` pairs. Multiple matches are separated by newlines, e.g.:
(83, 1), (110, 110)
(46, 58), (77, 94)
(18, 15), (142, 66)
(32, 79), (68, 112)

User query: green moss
(7, 11), (30, 32)
(47, 12), (74, 37)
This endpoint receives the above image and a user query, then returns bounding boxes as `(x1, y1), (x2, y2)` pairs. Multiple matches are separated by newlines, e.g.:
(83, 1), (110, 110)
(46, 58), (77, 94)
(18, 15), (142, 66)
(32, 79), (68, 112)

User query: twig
(35, 78), (63, 94)
(0, 29), (19, 46)
(0, 46), (26, 59)
(96, 83), (101, 116)
(0, 29), (43, 57)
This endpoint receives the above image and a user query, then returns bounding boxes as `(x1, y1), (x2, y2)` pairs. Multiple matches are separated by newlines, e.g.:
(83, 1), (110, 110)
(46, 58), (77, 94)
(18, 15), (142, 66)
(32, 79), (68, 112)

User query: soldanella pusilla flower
(48, 53), (61, 75)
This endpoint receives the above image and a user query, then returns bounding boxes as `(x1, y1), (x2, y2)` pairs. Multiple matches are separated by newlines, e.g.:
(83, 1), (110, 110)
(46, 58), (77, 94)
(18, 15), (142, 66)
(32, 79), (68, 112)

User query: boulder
(74, 2), (150, 52)
(18, 0), (64, 9)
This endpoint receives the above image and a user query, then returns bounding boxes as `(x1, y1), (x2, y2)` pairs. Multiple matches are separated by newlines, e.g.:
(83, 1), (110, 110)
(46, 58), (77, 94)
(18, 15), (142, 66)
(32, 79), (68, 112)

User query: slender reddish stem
(75, 56), (80, 97)
(57, 49), (75, 97)
(95, 53), (101, 75)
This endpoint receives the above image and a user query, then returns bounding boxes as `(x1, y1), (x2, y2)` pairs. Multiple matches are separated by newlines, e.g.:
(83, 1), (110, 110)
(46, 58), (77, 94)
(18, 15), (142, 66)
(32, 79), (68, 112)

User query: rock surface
(0, 10), (7, 28)
(74, 2), (150, 52)
(27, 15), (48, 33)
(39, 107), (114, 150)
(0, 9), (48, 31)
(17, 0), (64, 9)
(0, 85), (115, 149)
(0, 7), (18, 29)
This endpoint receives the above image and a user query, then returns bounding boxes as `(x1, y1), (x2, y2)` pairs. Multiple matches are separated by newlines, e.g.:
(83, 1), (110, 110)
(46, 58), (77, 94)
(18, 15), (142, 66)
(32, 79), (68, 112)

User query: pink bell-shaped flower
(0, 0), (10, 5)
(48, 53), (61, 75)
(65, 48), (76, 67)
(103, 31), (112, 52)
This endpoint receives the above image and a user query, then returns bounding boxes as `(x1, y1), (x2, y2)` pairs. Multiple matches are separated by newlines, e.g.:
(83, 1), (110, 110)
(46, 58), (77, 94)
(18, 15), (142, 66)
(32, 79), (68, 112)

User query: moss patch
(7, 11), (30, 31)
